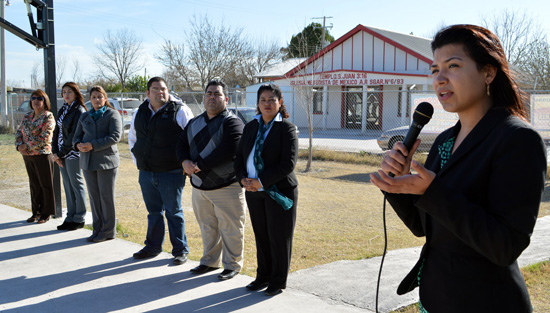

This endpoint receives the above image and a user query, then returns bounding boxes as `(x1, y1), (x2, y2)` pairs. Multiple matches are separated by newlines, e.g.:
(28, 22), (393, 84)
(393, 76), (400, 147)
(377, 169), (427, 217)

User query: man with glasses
(128, 76), (194, 265)
(176, 78), (246, 281)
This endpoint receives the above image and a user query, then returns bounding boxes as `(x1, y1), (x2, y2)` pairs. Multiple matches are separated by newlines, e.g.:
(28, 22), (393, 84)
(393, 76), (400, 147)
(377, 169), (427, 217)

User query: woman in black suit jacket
(370, 25), (546, 312)
(234, 83), (298, 296)
(53, 82), (88, 231)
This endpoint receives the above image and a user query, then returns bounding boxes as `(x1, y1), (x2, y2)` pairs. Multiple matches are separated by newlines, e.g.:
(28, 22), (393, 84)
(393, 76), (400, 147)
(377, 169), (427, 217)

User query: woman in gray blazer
(370, 25), (546, 312)
(74, 86), (122, 243)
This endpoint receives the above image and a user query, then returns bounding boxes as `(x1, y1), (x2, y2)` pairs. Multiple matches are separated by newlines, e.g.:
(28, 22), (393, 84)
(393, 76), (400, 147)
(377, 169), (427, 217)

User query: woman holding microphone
(370, 25), (546, 312)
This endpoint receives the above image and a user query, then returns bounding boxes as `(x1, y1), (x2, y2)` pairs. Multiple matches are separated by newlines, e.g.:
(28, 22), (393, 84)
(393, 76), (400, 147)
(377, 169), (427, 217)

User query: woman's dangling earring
(486, 83), (491, 96)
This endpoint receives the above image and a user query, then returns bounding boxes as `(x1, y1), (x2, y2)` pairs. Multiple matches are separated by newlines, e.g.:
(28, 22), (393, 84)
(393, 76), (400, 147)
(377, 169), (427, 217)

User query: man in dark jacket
(128, 77), (194, 265)
(177, 78), (245, 281)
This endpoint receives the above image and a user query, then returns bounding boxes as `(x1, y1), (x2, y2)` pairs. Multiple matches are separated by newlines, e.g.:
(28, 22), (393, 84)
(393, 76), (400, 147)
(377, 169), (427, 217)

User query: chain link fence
(5, 89), (550, 158)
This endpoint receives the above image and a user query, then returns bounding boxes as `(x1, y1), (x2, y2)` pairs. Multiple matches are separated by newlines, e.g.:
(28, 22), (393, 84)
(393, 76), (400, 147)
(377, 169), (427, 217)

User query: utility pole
(0, 0), (7, 127)
(0, 0), (60, 218)
(312, 16), (333, 52)
(42, 0), (56, 114)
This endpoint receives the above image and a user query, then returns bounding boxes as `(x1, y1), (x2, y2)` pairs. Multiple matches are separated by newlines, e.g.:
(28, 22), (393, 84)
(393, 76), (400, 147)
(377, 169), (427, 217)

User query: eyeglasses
(31, 96), (45, 101)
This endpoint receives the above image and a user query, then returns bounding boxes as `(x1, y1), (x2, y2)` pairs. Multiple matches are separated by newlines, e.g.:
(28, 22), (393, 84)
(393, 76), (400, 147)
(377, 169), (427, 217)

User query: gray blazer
(73, 107), (122, 171)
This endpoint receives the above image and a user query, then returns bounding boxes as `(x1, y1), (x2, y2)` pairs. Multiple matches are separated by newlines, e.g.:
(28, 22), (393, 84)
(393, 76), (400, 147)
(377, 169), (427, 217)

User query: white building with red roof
(249, 24), (435, 132)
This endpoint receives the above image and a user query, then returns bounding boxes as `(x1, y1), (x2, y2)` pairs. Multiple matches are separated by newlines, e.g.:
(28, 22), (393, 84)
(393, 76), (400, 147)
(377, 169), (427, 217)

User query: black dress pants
(246, 186), (297, 289)
(23, 154), (56, 217)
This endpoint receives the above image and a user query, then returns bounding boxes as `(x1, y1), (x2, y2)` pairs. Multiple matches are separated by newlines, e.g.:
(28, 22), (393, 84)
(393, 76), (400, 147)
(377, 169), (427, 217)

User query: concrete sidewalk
(1, 204), (549, 313)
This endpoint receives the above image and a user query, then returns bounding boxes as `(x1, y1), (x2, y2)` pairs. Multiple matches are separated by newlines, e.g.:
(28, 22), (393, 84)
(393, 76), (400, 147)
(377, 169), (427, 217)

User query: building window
(313, 88), (323, 114)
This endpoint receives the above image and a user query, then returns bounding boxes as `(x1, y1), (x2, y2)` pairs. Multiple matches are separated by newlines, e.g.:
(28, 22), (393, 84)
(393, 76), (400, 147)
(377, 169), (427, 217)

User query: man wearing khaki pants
(176, 78), (246, 281)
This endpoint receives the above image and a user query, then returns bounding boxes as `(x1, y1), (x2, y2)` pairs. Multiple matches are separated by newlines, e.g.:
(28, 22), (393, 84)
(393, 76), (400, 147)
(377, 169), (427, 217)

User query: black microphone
(402, 102), (434, 150)
(389, 102), (434, 177)
(377, 102), (434, 313)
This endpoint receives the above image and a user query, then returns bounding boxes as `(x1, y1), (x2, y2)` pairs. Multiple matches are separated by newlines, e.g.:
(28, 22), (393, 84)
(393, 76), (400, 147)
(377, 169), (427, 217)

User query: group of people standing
(14, 23), (545, 309)
(16, 76), (300, 296)
(128, 77), (299, 296)
(16, 82), (122, 243)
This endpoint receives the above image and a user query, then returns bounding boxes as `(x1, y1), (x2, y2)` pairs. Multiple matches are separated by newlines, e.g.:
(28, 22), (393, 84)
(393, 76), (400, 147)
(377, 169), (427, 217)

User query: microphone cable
(375, 191), (389, 313)
(374, 102), (433, 312)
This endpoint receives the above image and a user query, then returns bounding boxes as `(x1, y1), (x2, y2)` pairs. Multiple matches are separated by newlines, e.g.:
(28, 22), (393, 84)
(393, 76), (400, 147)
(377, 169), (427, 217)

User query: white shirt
(246, 113), (282, 191)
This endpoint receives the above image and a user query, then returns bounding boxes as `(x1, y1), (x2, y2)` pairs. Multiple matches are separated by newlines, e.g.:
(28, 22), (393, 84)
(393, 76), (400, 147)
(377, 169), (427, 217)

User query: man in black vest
(177, 78), (246, 281)
(128, 76), (194, 265)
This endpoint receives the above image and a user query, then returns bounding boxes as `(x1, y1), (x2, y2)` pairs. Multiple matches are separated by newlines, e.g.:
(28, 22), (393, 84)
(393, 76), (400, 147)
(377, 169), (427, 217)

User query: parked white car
(376, 126), (442, 152)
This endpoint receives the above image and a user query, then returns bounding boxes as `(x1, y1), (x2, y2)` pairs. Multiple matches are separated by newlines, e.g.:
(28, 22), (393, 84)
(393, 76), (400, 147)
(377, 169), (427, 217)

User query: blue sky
(2, 0), (549, 87)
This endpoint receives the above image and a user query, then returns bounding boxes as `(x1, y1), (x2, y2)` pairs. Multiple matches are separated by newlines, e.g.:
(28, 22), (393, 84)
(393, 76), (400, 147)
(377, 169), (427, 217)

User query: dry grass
(2, 133), (550, 310)
(523, 261), (550, 312)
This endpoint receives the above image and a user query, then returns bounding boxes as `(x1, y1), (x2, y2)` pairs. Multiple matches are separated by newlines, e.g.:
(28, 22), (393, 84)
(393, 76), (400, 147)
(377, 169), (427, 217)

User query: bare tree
(55, 55), (68, 87)
(157, 39), (196, 90)
(30, 61), (42, 88)
(284, 54), (319, 172)
(238, 38), (283, 86)
(186, 15), (248, 89)
(93, 29), (144, 91)
(521, 40), (550, 89)
(162, 70), (187, 91)
(482, 9), (545, 66)
(422, 20), (448, 39)
(157, 15), (281, 89)
(72, 57), (82, 83)
(7, 79), (21, 89)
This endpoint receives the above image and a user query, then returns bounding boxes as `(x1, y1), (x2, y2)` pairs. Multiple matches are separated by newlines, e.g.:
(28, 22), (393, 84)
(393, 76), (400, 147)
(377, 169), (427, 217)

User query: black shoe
(86, 234), (97, 242)
(265, 286), (283, 296)
(37, 216), (50, 224)
(173, 253), (188, 265)
(218, 269), (239, 281)
(133, 249), (160, 259)
(27, 214), (40, 223)
(246, 280), (269, 291)
(57, 221), (72, 230)
(93, 236), (114, 243)
(67, 222), (85, 231)
(190, 265), (219, 274)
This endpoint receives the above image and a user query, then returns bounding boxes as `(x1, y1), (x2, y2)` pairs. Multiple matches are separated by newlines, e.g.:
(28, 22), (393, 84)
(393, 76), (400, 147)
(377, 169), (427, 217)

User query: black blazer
(234, 117), (298, 190)
(386, 107), (547, 312)
(52, 102), (86, 158)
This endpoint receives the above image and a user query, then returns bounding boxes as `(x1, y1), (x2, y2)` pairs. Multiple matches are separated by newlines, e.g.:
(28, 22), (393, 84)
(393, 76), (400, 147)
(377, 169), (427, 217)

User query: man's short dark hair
(147, 76), (167, 91)
(204, 78), (228, 97)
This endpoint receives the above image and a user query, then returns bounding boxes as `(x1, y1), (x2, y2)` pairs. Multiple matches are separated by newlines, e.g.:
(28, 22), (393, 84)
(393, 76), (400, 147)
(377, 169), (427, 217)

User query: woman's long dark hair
(62, 82), (87, 111)
(431, 24), (528, 119)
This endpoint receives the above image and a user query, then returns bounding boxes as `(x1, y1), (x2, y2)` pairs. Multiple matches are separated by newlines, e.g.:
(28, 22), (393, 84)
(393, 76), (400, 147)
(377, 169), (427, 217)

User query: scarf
(89, 105), (107, 121)
(253, 118), (294, 210)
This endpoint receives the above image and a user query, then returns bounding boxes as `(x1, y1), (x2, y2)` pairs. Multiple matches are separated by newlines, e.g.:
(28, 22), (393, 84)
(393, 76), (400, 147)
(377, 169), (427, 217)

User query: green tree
(282, 22), (335, 60)
(125, 74), (149, 92)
